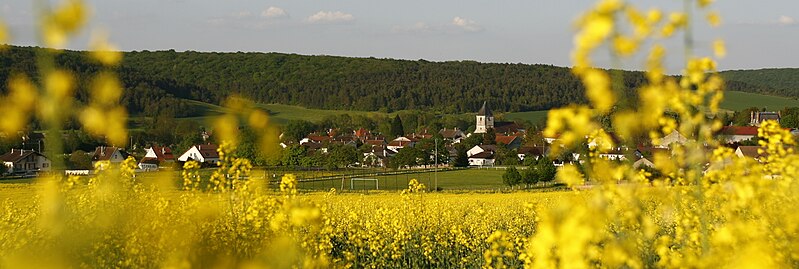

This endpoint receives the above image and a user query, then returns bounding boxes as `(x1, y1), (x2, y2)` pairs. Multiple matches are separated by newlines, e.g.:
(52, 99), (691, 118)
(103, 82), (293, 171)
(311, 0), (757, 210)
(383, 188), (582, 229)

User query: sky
(2, 0), (799, 72)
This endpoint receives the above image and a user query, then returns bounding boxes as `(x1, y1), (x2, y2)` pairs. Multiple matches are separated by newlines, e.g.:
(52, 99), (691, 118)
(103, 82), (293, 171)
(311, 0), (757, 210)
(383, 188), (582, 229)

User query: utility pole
(434, 138), (438, 192)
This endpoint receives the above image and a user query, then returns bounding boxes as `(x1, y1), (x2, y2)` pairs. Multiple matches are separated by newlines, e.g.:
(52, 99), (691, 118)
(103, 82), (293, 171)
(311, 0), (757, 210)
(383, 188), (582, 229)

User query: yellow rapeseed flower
(91, 72), (123, 105)
(713, 39), (726, 58)
(582, 68), (614, 113)
(90, 32), (122, 66)
(706, 11), (722, 27)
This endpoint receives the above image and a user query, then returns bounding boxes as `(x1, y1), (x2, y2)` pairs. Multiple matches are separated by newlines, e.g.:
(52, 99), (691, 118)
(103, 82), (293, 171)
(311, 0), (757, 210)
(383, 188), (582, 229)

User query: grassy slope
(718, 91), (799, 111)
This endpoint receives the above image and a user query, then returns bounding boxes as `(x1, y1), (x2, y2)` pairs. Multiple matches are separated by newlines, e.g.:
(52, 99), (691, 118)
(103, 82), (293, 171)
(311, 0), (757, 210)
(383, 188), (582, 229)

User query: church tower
(475, 101), (494, 133)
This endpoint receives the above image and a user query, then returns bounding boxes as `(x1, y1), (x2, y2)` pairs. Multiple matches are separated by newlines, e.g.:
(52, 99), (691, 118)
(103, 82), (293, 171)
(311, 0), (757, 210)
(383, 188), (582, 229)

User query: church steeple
(475, 101), (494, 134)
(477, 101), (492, 117)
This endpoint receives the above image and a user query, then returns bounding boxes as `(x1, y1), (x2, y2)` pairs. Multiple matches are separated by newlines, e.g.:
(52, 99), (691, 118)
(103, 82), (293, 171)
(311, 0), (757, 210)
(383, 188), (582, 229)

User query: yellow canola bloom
(707, 11), (722, 27)
(42, 0), (88, 47)
(0, 22), (8, 49)
(91, 72), (123, 105)
(713, 39), (726, 58)
(90, 32), (122, 66)
(582, 69), (615, 113)
(613, 35), (638, 56)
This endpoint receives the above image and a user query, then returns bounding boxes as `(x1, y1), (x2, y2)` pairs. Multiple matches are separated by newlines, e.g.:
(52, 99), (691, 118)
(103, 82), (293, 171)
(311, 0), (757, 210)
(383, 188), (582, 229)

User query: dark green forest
(720, 68), (799, 98)
(2, 46), (796, 118)
(0, 46), (641, 116)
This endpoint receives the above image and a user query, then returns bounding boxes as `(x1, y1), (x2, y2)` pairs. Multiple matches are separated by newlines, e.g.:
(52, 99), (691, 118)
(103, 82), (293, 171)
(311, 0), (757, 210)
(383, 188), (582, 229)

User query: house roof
(469, 151), (494, 159)
(307, 135), (331, 143)
(720, 126), (759, 136)
(92, 146), (128, 161)
(196, 144), (220, 159)
(478, 144), (497, 152)
(439, 128), (464, 138)
(388, 140), (415, 147)
(149, 146), (175, 162)
(365, 139), (386, 146)
(736, 146), (764, 158)
(477, 101), (492, 117)
(494, 122), (524, 134)
(518, 146), (545, 156)
(354, 128), (370, 138)
(495, 135), (520, 145)
(0, 149), (43, 163)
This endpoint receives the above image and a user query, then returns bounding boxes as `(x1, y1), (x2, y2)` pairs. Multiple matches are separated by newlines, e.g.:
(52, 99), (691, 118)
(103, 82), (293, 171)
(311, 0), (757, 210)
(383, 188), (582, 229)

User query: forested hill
(720, 68), (799, 98)
(0, 45), (787, 117)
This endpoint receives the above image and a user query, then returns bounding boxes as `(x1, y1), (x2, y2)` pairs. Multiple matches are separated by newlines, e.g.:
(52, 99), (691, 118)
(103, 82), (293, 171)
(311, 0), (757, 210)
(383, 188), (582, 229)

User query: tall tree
(502, 166), (522, 189)
(483, 128), (496, 145)
(390, 116), (404, 138)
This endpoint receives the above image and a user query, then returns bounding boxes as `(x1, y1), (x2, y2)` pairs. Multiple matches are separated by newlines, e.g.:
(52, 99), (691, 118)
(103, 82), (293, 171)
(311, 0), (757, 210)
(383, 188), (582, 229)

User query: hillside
(0, 46), (645, 116)
(720, 68), (799, 97)
(1, 46), (797, 120)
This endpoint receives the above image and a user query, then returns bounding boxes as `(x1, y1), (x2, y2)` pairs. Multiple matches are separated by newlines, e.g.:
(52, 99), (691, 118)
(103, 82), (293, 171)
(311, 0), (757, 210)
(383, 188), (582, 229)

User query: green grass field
(719, 91), (799, 111)
(0, 168), (542, 198)
(502, 110), (549, 125)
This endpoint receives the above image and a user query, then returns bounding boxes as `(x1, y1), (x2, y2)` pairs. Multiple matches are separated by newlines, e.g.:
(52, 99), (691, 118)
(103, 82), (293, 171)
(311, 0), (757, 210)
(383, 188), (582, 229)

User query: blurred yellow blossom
(89, 32), (122, 66)
(42, 0), (88, 47)
(713, 39), (726, 58)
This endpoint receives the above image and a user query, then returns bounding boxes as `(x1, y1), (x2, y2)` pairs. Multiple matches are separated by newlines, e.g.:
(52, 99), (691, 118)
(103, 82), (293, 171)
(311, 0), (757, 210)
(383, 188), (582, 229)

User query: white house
(387, 137), (418, 152)
(468, 151), (495, 166)
(138, 146), (176, 170)
(467, 145), (496, 157)
(0, 149), (51, 175)
(439, 128), (466, 143)
(177, 144), (221, 165)
(92, 146), (130, 166)
(718, 126), (758, 144)
(655, 130), (688, 148)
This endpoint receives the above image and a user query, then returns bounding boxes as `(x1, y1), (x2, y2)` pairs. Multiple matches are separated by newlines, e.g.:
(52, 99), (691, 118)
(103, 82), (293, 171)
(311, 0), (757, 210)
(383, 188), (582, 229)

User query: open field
(719, 90), (799, 111)
(502, 110), (549, 125)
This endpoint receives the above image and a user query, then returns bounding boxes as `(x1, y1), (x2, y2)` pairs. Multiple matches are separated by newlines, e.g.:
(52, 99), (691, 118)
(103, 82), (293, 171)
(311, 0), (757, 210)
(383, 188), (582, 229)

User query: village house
(92, 146), (130, 166)
(495, 135), (523, 149)
(750, 111), (780, 126)
(655, 130), (688, 148)
(468, 151), (495, 166)
(467, 144), (496, 157)
(138, 146), (175, 170)
(177, 144), (220, 165)
(387, 136), (418, 151)
(517, 146), (545, 161)
(439, 128), (465, 143)
(0, 149), (51, 175)
(718, 126), (758, 144)
(362, 145), (396, 167)
(735, 145), (765, 161)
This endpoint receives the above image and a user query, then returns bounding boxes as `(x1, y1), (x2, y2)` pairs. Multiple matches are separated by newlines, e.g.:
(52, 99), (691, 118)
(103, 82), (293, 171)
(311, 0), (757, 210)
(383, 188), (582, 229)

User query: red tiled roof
(720, 126), (758, 136)
(151, 146), (175, 161)
(92, 146), (128, 161)
(495, 135), (519, 145)
(307, 135), (331, 142)
(196, 144), (220, 158)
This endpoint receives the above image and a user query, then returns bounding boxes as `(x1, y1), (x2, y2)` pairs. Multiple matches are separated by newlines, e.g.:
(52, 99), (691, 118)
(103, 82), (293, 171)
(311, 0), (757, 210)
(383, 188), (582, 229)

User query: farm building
(177, 144), (220, 165)
(92, 146), (130, 166)
(0, 149), (51, 175)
